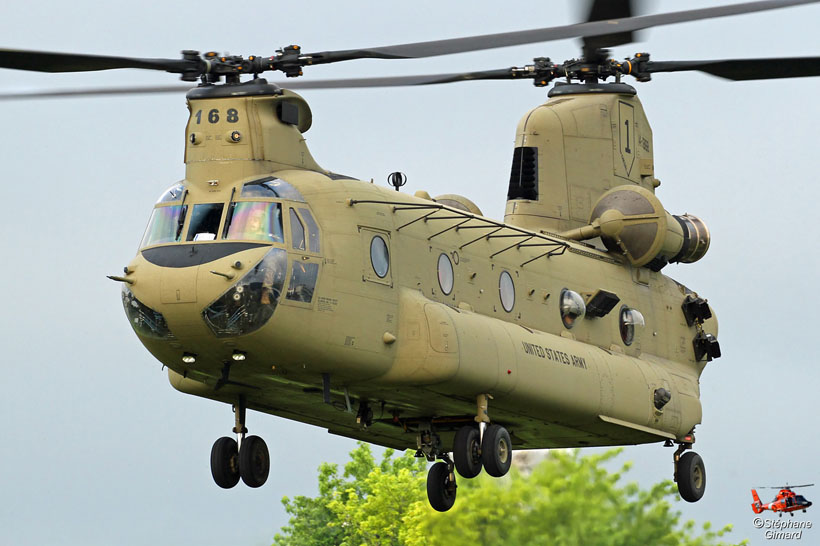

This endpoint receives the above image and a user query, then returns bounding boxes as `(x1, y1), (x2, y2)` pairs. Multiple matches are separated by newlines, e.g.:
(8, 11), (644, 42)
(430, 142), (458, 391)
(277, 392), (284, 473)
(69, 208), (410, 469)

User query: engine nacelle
(589, 185), (710, 270)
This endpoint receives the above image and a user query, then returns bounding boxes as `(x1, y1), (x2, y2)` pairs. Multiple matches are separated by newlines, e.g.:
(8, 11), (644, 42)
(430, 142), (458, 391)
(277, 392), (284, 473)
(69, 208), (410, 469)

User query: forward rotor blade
(5, 53), (820, 100)
(304, 0), (820, 64)
(0, 69), (521, 99)
(0, 48), (197, 74)
(0, 85), (195, 100)
(1, 0), (817, 81)
(646, 57), (820, 80)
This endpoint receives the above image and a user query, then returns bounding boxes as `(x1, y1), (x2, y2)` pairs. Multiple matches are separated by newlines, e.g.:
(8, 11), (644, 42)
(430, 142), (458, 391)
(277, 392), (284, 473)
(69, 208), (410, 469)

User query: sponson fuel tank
(376, 288), (700, 444)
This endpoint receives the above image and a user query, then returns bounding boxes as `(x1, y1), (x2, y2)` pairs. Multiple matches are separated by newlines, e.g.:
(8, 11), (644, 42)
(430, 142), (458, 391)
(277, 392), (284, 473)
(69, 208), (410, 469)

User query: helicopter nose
(805, 501), (812, 508)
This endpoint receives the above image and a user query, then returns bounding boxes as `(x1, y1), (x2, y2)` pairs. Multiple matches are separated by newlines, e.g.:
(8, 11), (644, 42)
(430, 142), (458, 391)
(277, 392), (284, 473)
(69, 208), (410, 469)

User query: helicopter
(752, 484), (814, 517)
(2, 0), (820, 516)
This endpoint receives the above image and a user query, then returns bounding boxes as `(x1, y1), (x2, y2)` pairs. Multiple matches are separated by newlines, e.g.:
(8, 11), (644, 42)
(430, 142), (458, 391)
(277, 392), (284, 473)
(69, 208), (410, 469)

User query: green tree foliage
(274, 444), (427, 546)
(273, 443), (746, 546)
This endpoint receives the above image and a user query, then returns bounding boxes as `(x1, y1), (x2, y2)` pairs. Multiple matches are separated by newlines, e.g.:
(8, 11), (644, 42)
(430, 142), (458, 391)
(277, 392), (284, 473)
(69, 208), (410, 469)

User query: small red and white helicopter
(751, 484), (814, 517)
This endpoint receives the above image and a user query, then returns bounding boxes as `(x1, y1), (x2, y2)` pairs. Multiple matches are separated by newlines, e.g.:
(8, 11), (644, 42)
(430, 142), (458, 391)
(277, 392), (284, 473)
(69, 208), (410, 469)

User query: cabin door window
(361, 227), (393, 287)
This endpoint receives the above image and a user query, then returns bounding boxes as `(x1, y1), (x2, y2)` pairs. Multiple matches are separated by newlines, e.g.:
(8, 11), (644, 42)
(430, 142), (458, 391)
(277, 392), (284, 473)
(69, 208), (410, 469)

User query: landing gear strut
(210, 395), (270, 489)
(453, 394), (512, 480)
(424, 394), (513, 512)
(416, 425), (458, 512)
(673, 441), (705, 502)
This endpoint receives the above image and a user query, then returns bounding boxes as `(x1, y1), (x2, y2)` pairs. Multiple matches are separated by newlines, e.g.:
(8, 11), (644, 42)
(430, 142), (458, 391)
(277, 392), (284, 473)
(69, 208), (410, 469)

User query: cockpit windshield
(186, 203), (224, 242)
(139, 177), (310, 249)
(224, 202), (284, 242)
(140, 205), (187, 248)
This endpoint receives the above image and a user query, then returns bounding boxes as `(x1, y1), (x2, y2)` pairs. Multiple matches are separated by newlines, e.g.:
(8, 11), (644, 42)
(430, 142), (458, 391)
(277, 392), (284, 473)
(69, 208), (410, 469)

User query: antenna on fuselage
(388, 171), (407, 191)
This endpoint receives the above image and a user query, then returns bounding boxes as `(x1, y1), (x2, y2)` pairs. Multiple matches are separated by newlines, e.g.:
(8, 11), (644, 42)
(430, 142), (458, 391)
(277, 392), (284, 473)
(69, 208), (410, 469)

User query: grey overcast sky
(1, 1), (819, 545)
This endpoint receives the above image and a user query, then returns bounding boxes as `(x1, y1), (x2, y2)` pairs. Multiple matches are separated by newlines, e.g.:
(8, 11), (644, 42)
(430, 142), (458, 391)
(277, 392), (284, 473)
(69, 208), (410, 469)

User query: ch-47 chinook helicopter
(752, 484), (814, 517)
(3, 0), (820, 514)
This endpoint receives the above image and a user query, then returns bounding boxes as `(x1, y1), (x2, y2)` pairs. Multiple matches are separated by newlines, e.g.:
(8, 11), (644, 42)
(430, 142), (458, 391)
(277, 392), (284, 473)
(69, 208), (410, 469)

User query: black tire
(481, 424), (512, 478)
(239, 435), (270, 488)
(210, 437), (240, 489)
(427, 462), (457, 512)
(453, 426), (482, 479)
(676, 451), (706, 502)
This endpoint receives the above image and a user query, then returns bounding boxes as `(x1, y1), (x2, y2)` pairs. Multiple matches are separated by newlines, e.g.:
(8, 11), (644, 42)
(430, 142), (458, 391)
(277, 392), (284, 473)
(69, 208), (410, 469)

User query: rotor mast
(183, 82), (323, 186)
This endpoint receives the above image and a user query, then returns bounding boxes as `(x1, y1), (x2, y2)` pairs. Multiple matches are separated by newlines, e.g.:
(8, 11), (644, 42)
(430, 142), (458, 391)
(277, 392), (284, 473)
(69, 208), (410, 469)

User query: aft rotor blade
(304, 0), (820, 64)
(646, 57), (820, 80)
(583, 0), (637, 54)
(284, 69), (519, 88)
(0, 48), (198, 74)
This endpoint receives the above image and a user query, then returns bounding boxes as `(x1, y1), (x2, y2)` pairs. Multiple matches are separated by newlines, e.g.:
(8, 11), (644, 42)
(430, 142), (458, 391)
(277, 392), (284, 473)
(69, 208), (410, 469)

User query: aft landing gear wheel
(481, 424), (512, 478)
(210, 437), (240, 489)
(427, 461), (457, 512)
(239, 435), (270, 488)
(453, 426), (482, 479)
(676, 451), (706, 502)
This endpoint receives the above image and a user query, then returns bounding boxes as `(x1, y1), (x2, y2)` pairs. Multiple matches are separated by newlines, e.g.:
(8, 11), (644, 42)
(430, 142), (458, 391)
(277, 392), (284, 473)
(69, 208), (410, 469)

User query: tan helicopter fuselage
(123, 81), (715, 451)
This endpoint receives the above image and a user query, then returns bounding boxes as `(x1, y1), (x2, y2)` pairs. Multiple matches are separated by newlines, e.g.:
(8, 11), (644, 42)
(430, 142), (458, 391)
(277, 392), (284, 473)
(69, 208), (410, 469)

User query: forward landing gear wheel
(453, 426), (482, 478)
(676, 451), (706, 502)
(481, 424), (512, 478)
(210, 437), (240, 489)
(427, 461), (457, 512)
(239, 435), (270, 488)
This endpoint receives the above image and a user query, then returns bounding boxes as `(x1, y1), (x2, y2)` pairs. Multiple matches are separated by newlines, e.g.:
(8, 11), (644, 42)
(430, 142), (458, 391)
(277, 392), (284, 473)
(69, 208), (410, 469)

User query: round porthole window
(619, 306), (645, 346)
(370, 236), (389, 278)
(437, 253), (454, 295)
(499, 271), (515, 312)
(560, 288), (586, 329)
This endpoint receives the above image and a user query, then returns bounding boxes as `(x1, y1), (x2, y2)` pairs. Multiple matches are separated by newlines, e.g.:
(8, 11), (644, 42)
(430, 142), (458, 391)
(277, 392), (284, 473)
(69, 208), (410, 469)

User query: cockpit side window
(241, 177), (305, 201)
(298, 208), (320, 253)
(140, 205), (187, 248)
(224, 202), (284, 242)
(186, 203), (224, 242)
(289, 208), (306, 251)
(286, 262), (319, 303)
